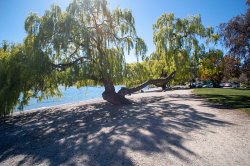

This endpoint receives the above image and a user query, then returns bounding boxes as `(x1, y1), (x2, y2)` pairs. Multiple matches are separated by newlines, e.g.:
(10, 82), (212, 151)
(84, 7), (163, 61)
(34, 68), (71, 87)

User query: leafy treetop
(152, 13), (219, 82)
(25, 0), (147, 87)
(220, 0), (250, 61)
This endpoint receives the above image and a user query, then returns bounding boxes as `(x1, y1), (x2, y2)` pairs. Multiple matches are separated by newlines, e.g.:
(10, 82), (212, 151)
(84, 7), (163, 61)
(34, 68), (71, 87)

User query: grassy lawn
(193, 88), (250, 114)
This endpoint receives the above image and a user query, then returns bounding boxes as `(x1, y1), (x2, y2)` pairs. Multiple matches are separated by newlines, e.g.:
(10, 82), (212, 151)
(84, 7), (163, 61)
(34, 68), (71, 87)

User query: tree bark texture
(102, 79), (131, 105)
(117, 70), (176, 97)
(102, 71), (176, 105)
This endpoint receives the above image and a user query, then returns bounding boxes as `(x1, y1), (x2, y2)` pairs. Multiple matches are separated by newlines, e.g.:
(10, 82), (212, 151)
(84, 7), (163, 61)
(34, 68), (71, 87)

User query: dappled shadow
(196, 94), (250, 110)
(0, 94), (232, 165)
(234, 88), (250, 91)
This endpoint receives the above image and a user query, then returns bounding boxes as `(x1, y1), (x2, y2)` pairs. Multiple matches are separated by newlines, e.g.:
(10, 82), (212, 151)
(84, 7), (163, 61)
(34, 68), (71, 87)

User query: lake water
(21, 86), (123, 111)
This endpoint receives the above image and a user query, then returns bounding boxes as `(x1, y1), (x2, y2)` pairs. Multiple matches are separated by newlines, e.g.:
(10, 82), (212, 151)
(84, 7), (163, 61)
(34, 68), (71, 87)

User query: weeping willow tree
(124, 14), (218, 90)
(23, 0), (176, 105)
(0, 43), (21, 117)
(153, 13), (219, 84)
(0, 0), (178, 117)
(23, 0), (147, 105)
(0, 42), (57, 117)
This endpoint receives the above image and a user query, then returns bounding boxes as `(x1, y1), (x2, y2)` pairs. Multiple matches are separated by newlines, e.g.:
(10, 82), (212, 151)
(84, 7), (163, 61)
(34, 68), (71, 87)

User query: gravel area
(0, 89), (250, 166)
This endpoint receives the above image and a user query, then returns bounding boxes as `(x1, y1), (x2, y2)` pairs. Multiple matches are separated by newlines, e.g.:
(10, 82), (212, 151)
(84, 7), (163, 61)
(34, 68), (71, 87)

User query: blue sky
(0, 0), (247, 62)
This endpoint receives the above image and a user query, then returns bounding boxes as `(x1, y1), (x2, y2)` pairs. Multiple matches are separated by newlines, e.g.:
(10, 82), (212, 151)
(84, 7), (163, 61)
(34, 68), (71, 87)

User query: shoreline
(13, 97), (105, 116)
(1, 89), (249, 165)
(13, 87), (162, 116)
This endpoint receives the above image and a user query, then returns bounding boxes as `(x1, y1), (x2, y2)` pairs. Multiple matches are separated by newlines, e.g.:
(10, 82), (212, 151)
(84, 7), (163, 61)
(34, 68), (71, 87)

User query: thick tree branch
(118, 70), (176, 96)
(51, 57), (84, 71)
(52, 55), (98, 71)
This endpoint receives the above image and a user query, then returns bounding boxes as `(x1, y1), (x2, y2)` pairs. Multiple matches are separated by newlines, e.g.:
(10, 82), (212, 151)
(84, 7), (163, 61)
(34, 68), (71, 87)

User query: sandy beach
(0, 89), (250, 166)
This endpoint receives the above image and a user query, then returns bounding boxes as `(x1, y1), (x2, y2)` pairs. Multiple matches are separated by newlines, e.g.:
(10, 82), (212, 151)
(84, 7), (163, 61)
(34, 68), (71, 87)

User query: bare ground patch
(0, 89), (249, 166)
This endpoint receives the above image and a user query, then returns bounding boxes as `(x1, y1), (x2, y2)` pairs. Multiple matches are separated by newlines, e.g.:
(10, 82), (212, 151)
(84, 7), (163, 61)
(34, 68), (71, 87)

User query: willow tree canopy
(153, 13), (219, 82)
(25, 0), (147, 87)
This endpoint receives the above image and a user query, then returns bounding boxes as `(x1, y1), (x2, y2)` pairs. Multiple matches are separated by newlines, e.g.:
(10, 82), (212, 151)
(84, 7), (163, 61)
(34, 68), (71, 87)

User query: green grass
(193, 88), (250, 114)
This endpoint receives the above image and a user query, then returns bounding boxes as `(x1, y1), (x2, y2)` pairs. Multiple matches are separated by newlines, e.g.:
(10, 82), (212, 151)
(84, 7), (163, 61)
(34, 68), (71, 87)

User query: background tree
(239, 58), (250, 86)
(220, 0), (250, 86)
(220, 0), (250, 61)
(199, 49), (224, 86)
(222, 55), (241, 82)
(153, 13), (219, 84)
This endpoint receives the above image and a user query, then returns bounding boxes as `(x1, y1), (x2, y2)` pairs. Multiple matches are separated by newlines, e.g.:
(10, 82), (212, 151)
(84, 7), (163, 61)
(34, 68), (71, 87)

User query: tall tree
(24, 0), (147, 105)
(199, 49), (224, 85)
(24, 0), (175, 105)
(153, 13), (218, 84)
(222, 55), (241, 81)
(220, 0), (250, 61)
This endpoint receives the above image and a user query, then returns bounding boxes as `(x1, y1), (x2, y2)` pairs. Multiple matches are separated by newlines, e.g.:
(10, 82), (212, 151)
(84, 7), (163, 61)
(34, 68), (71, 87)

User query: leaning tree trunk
(102, 79), (132, 105)
(102, 71), (176, 105)
(117, 70), (176, 97)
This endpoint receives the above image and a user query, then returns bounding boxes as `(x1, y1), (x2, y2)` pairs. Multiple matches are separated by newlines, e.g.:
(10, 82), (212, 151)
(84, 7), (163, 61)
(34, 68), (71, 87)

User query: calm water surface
(21, 86), (123, 111)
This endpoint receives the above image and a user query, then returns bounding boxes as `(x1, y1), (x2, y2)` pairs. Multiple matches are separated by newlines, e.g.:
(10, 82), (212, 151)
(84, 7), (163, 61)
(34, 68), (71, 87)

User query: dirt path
(0, 89), (250, 166)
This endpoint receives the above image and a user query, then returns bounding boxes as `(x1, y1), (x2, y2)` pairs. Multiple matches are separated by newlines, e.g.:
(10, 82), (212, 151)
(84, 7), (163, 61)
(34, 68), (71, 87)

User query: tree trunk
(101, 71), (176, 105)
(118, 70), (176, 97)
(102, 79), (131, 105)
(161, 84), (167, 91)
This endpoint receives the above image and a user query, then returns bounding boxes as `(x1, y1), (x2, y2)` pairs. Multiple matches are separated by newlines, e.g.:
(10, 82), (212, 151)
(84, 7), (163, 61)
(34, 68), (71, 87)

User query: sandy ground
(0, 89), (250, 166)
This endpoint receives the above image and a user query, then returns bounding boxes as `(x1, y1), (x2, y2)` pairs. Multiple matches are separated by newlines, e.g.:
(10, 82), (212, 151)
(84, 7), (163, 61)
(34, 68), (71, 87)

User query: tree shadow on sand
(0, 95), (233, 165)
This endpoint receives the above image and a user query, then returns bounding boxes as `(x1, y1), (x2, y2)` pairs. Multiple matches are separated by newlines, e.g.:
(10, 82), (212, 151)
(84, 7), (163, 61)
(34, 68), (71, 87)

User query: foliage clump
(1, 0), (148, 115)
(0, 42), (59, 117)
